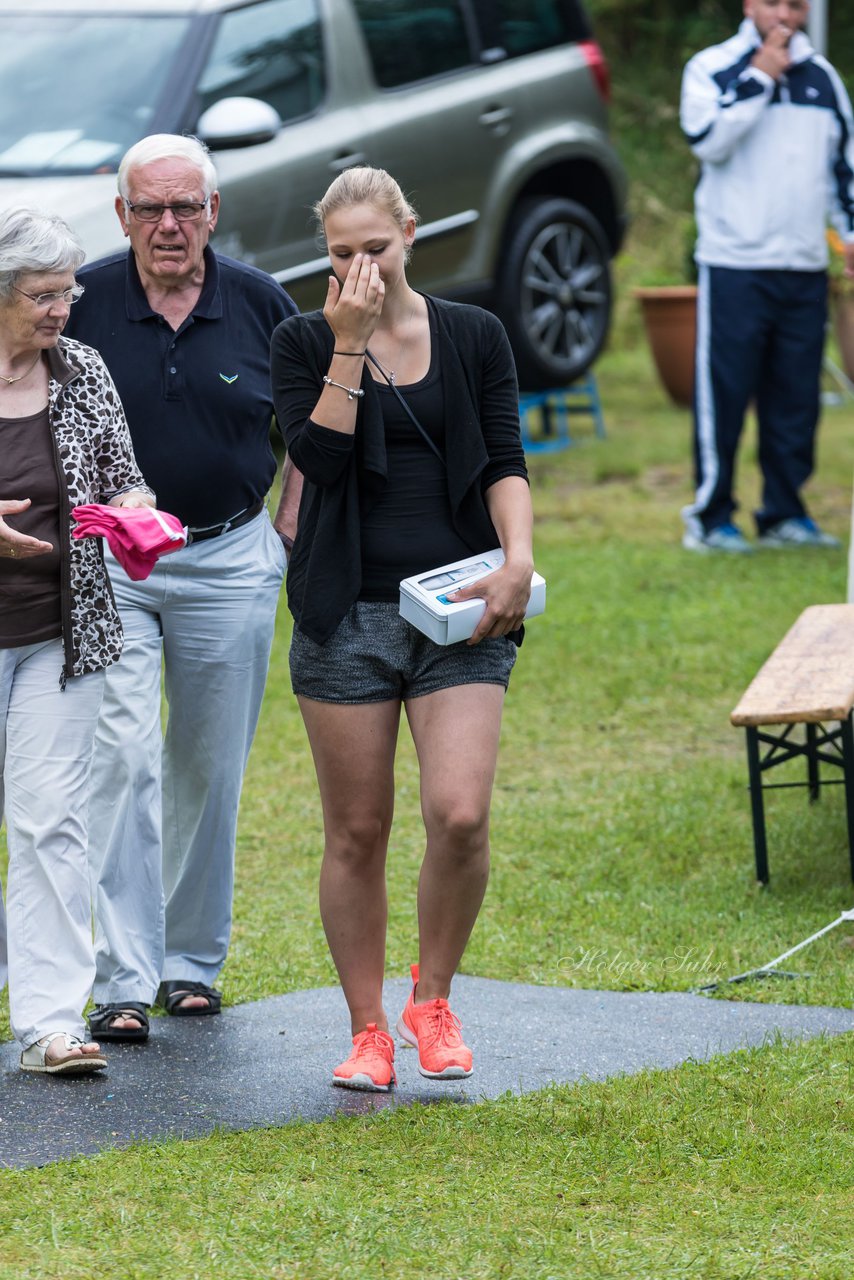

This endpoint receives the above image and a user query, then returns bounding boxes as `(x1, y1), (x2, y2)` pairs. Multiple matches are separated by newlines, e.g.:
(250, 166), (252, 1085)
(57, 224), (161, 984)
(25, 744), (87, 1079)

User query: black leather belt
(185, 500), (264, 545)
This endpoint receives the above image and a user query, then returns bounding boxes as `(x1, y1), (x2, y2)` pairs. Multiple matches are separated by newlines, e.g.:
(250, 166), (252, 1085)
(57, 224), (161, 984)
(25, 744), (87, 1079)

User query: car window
(0, 15), (190, 175)
(352, 0), (473, 89)
(196, 0), (325, 125)
(472, 0), (589, 59)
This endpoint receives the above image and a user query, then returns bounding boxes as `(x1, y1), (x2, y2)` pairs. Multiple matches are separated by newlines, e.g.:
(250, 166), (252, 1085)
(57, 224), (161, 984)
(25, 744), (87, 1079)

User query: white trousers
(0, 638), (105, 1048)
(87, 511), (285, 1005)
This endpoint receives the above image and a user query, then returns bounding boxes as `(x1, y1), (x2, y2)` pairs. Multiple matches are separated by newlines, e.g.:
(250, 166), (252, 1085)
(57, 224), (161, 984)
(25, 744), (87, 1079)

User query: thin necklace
(0, 351), (41, 386)
(373, 301), (416, 385)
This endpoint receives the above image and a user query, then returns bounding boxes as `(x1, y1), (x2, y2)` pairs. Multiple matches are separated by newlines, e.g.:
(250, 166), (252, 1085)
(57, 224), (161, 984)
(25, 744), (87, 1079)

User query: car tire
(497, 197), (612, 391)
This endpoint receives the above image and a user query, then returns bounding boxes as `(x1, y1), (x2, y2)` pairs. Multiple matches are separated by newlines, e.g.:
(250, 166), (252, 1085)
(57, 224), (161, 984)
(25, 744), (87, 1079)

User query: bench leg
(840, 713), (854, 884)
(745, 727), (769, 884)
(806, 722), (820, 802)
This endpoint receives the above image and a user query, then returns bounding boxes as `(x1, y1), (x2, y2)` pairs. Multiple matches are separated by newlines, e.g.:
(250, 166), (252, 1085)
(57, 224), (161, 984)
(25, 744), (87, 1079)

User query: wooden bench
(730, 604), (854, 884)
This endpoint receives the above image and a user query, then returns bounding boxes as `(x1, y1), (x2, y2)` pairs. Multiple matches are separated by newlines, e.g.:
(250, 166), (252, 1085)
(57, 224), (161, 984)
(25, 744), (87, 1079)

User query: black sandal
(87, 1002), (150, 1042)
(156, 980), (222, 1017)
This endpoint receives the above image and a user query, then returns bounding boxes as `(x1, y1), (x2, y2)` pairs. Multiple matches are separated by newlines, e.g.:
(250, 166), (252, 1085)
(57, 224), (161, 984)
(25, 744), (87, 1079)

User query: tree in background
(587, 0), (742, 63)
(588, 0), (851, 72)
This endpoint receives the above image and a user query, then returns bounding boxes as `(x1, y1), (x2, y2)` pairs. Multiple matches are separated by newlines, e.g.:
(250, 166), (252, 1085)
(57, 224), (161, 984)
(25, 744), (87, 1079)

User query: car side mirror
(196, 97), (282, 150)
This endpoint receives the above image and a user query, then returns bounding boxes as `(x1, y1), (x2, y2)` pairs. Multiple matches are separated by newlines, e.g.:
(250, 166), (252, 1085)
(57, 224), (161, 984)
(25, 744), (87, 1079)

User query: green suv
(0, 0), (627, 389)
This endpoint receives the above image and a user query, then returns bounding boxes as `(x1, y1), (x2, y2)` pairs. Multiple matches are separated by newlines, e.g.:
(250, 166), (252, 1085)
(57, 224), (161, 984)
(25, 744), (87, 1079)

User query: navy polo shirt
(65, 247), (297, 527)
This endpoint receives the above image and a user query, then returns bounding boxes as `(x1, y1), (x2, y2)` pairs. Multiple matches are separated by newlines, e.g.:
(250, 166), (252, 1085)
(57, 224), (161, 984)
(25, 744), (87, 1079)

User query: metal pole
(809, 0), (827, 57)
(694, 907), (854, 992)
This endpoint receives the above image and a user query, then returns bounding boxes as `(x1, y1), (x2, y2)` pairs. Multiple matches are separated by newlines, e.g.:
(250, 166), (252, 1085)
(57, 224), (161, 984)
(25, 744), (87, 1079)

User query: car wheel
(497, 197), (612, 390)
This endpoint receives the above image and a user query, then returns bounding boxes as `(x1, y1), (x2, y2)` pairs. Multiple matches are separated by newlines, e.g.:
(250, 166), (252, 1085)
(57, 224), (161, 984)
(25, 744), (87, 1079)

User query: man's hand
(751, 25), (793, 80)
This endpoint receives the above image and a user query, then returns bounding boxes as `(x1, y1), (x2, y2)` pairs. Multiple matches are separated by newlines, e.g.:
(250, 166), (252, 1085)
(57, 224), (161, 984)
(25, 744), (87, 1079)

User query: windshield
(0, 15), (191, 175)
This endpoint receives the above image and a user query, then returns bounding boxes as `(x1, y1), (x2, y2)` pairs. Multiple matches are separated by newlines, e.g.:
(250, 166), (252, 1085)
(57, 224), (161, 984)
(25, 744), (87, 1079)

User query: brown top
(0, 404), (62, 649)
(730, 604), (854, 727)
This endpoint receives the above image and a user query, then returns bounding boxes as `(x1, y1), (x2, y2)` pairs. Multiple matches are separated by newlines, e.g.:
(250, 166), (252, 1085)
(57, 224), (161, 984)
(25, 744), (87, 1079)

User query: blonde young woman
(0, 207), (154, 1074)
(271, 168), (533, 1090)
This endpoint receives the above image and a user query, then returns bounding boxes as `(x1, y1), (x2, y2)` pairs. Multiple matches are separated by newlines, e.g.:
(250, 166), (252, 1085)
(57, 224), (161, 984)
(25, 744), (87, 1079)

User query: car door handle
(479, 106), (513, 132)
(329, 152), (367, 174)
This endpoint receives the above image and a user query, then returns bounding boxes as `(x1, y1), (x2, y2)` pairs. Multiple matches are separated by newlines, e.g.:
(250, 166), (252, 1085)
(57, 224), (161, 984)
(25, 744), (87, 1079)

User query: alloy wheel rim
(520, 219), (608, 372)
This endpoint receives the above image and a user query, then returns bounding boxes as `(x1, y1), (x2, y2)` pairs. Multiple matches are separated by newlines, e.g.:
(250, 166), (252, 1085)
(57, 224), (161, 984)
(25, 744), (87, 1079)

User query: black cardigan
(270, 295), (528, 645)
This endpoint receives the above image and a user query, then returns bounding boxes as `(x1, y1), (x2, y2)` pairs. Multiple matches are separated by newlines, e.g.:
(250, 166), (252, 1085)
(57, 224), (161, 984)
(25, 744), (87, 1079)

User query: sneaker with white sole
(758, 517), (841, 549)
(682, 522), (753, 554)
(332, 1023), (396, 1092)
(397, 964), (473, 1080)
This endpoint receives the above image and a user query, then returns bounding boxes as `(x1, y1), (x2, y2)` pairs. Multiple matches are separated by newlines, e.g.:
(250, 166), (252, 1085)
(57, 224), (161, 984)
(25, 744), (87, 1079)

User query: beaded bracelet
(322, 375), (365, 400)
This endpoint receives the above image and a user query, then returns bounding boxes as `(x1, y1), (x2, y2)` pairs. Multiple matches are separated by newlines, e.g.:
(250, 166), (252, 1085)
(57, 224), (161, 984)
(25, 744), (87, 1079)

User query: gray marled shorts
(290, 601), (517, 704)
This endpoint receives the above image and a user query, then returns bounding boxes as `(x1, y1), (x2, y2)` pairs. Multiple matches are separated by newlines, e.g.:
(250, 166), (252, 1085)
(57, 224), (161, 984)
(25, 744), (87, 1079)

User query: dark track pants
(685, 264), (827, 536)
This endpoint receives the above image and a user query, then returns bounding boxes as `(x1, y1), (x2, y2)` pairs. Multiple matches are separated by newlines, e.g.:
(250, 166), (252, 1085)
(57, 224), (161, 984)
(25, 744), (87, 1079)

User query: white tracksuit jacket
(681, 19), (854, 270)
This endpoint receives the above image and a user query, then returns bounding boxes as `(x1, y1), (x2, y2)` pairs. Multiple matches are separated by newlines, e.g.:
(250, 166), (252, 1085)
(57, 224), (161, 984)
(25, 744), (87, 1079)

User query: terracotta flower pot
(634, 286), (697, 408)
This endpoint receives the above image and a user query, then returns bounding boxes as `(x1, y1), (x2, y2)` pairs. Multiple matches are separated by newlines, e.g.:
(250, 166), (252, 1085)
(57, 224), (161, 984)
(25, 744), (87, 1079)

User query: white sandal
(20, 1032), (107, 1075)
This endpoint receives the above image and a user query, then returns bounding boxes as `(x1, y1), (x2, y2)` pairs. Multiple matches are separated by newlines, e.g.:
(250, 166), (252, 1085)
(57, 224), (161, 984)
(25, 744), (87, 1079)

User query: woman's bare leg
(404, 683), (505, 1002)
(297, 696), (401, 1034)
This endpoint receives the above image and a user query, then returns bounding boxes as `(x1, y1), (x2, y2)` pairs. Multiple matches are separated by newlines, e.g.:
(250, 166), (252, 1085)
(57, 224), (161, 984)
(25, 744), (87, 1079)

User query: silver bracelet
(322, 374), (364, 400)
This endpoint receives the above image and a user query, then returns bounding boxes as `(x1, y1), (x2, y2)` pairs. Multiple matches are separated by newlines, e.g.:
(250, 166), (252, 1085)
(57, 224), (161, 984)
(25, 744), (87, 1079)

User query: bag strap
(365, 350), (446, 467)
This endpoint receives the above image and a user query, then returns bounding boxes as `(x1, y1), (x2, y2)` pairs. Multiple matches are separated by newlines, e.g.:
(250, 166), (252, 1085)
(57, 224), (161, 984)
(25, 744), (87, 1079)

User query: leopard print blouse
(46, 338), (154, 683)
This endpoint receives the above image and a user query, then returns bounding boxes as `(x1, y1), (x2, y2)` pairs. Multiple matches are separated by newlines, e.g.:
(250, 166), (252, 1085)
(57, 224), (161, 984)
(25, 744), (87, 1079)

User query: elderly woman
(0, 207), (154, 1075)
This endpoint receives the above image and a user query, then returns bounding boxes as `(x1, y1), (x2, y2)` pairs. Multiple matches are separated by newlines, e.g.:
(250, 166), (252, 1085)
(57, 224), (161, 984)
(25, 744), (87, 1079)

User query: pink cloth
(72, 504), (187, 581)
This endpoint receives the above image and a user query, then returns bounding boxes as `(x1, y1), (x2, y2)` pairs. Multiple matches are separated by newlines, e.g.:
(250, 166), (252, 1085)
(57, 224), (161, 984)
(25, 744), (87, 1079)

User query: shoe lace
(419, 999), (464, 1048)
(353, 1026), (393, 1062)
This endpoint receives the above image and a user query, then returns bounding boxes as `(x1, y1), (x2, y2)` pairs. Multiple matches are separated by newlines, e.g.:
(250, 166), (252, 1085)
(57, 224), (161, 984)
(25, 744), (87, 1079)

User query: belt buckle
(186, 517), (226, 545)
(187, 503), (253, 545)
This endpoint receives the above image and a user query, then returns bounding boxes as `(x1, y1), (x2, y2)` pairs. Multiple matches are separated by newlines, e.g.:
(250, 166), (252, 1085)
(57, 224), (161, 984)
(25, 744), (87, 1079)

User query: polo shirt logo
(219, 373), (239, 384)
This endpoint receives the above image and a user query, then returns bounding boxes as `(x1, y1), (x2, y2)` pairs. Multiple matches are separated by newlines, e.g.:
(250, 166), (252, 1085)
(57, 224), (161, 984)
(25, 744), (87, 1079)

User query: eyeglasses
(13, 284), (85, 308)
(124, 198), (210, 223)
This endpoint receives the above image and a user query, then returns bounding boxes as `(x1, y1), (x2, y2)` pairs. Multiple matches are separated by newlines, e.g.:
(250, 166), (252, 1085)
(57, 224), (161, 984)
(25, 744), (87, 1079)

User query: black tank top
(359, 305), (473, 601)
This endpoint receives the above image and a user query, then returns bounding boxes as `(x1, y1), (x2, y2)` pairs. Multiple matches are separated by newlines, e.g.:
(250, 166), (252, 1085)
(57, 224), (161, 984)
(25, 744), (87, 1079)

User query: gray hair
(117, 133), (218, 200)
(0, 207), (85, 299)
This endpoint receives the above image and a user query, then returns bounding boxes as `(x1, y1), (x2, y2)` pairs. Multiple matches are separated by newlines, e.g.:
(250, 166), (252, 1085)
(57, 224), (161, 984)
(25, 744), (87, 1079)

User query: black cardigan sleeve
(477, 311), (529, 492)
(270, 313), (356, 487)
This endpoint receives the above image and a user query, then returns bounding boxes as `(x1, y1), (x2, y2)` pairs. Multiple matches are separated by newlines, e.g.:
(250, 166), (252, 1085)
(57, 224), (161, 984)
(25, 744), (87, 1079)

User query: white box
(399, 549), (546, 645)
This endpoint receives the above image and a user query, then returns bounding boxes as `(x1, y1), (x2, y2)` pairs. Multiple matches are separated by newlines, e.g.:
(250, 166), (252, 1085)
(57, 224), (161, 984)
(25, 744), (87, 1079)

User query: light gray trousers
(0, 638), (105, 1048)
(87, 511), (285, 1005)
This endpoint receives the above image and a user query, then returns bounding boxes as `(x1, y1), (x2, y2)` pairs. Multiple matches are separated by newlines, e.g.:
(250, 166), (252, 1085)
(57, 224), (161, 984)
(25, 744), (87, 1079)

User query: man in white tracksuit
(680, 0), (854, 553)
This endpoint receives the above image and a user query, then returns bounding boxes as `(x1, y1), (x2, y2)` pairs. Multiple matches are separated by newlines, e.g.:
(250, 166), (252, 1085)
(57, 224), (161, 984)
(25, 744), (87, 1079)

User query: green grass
(3, 330), (854, 1277)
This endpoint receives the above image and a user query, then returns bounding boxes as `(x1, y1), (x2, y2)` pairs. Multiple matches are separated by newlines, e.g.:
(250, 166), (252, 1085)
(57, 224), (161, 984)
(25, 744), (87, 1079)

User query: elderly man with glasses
(65, 133), (297, 1042)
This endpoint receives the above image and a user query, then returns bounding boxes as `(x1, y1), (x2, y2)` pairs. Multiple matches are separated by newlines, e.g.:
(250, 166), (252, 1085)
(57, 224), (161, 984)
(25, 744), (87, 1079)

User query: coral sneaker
(332, 1023), (396, 1092)
(397, 964), (473, 1080)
